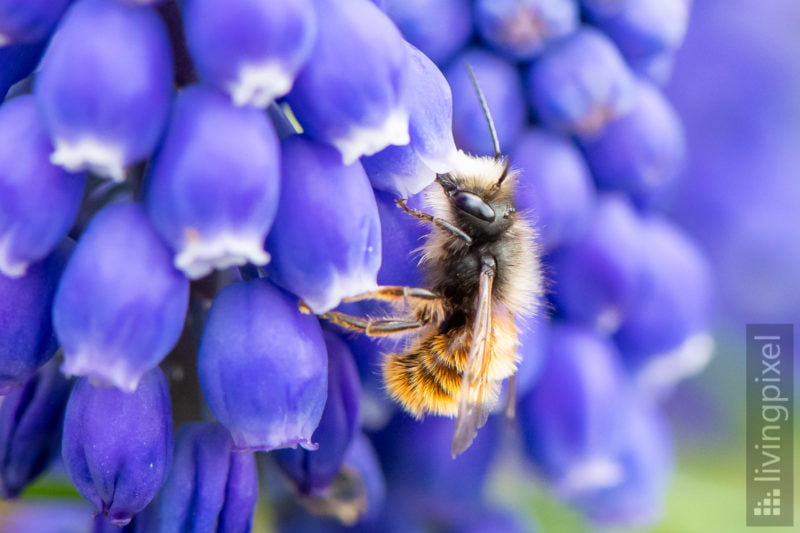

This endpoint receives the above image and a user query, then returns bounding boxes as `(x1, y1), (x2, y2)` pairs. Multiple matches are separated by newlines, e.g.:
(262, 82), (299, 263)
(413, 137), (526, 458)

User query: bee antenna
(464, 62), (502, 160)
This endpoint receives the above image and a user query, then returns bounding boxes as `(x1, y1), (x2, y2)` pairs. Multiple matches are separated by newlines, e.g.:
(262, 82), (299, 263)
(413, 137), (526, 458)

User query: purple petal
(362, 43), (457, 197)
(0, 95), (85, 277)
(53, 202), (189, 392)
(197, 280), (328, 451)
(0, 358), (72, 498)
(511, 128), (594, 252)
(158, 422), (257, 533)
(0, 240), (70, 394)
(62, 368), (173, 527)
(182, 0), (316, 107)
(266, 135), (381, 313)
(145, 85), (279, 279)
(527, 27), (637, 136)
(34, 0), (173, 180)
(286, 0), (410, 164)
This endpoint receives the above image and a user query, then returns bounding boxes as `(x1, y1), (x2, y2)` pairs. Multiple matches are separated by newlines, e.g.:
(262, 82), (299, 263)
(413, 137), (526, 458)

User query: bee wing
(451, 256), (496, 457)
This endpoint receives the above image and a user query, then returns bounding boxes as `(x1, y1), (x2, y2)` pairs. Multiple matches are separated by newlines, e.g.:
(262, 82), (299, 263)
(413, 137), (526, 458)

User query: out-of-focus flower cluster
(0, 0), (710, 531)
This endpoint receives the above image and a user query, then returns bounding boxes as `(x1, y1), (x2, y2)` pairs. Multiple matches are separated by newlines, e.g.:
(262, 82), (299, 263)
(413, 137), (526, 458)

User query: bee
(302, 66), (541, 456)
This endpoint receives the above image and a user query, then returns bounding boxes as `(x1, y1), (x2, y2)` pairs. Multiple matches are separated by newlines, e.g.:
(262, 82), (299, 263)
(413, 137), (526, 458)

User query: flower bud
(145, 85), (279, 279)
(0, 358), (72, 498)
(182, 0), (316, 108)
(362, 43), (457, 197)
(0, 240), (70, 394)
(62, 368), (173, 527)
(274, 330), (360, 497)
(587, 0), (690, 78)
(266, 136), (381, 313)
(384, 0), (472, 65)
(581, 80), (685, 208)
(551, 195), (644, 333)
(285, 0), (410, 164)
(0, 0), (71, 45)
(35, 0), (173, 180)
(511, 128), (594, 252)
(198, 280), (327, 451)
(445, 48), (526, 156)
(517, 325), (628, 493)
(474, 0), (579, 60)
(615, 216), (713, 381)
(0, 95), (85, 278)
(158, 423), (257, 533)
(527, 27), (636, 136)
(53, 202), (189, 392)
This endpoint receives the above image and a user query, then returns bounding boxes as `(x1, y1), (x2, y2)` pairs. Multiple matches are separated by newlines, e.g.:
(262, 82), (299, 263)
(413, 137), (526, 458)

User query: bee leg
(342, 286), (440, 304)
(396, 199), (473, 244)
(365, 319), (424, 336)
(312, 310), (424, 337)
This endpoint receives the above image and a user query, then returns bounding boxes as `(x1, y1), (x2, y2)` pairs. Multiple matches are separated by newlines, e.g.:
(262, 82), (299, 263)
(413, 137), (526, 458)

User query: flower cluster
(0, 0), (710, 531)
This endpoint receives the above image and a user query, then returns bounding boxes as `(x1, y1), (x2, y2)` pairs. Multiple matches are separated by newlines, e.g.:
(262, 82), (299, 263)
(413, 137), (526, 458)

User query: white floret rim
(50, 137), (126, 182)
(175, 232), (270, 280)
(227, 62), (295, 108)
(333, 107), (410, 165)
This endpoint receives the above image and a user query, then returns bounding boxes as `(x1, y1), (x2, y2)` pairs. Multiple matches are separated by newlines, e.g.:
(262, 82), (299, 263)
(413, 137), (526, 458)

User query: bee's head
(436, 159), (516, 237)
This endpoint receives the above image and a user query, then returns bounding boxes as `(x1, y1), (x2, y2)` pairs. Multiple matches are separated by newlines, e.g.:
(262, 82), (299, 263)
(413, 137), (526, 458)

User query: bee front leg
(396, 199), (472, 244)
(341, 286), (440, 304)
(299, 303), (425, 337)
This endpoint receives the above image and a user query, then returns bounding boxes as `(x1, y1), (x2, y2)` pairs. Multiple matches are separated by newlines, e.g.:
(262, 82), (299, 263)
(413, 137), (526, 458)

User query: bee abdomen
(382, 338), (463, 418)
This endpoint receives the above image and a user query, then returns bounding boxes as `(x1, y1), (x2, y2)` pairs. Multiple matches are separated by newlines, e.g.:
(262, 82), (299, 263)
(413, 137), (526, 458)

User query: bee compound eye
(453, 191), (496, 222)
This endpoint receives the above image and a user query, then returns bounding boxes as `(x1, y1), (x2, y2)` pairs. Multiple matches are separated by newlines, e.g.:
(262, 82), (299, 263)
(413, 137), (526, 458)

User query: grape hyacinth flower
(551, 194), (644, 333)
(362, 42), (458, 197)
(286, 0), (410, 164)
(0, 95), (85, 278)
(0, 39), (48, 100)
(581, 79), (686, 207)
(35, 0), (173, 180)
(0, 0), (71, 46)
(146, 85), (280, 279)
(198, 280), (328, 451)
(266, 135), (381, 313)
(0, 358), (72, 498)
(158, 422), (258, 533)
(53, 202), (189, 392)
(527, 27), (637, 136)
(0, 240), (70, 394)
(62, 368), (173, 527)
(181, 0), (316, 108)
(274, 330), (360, 497)
(474, 0), (579, 61)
